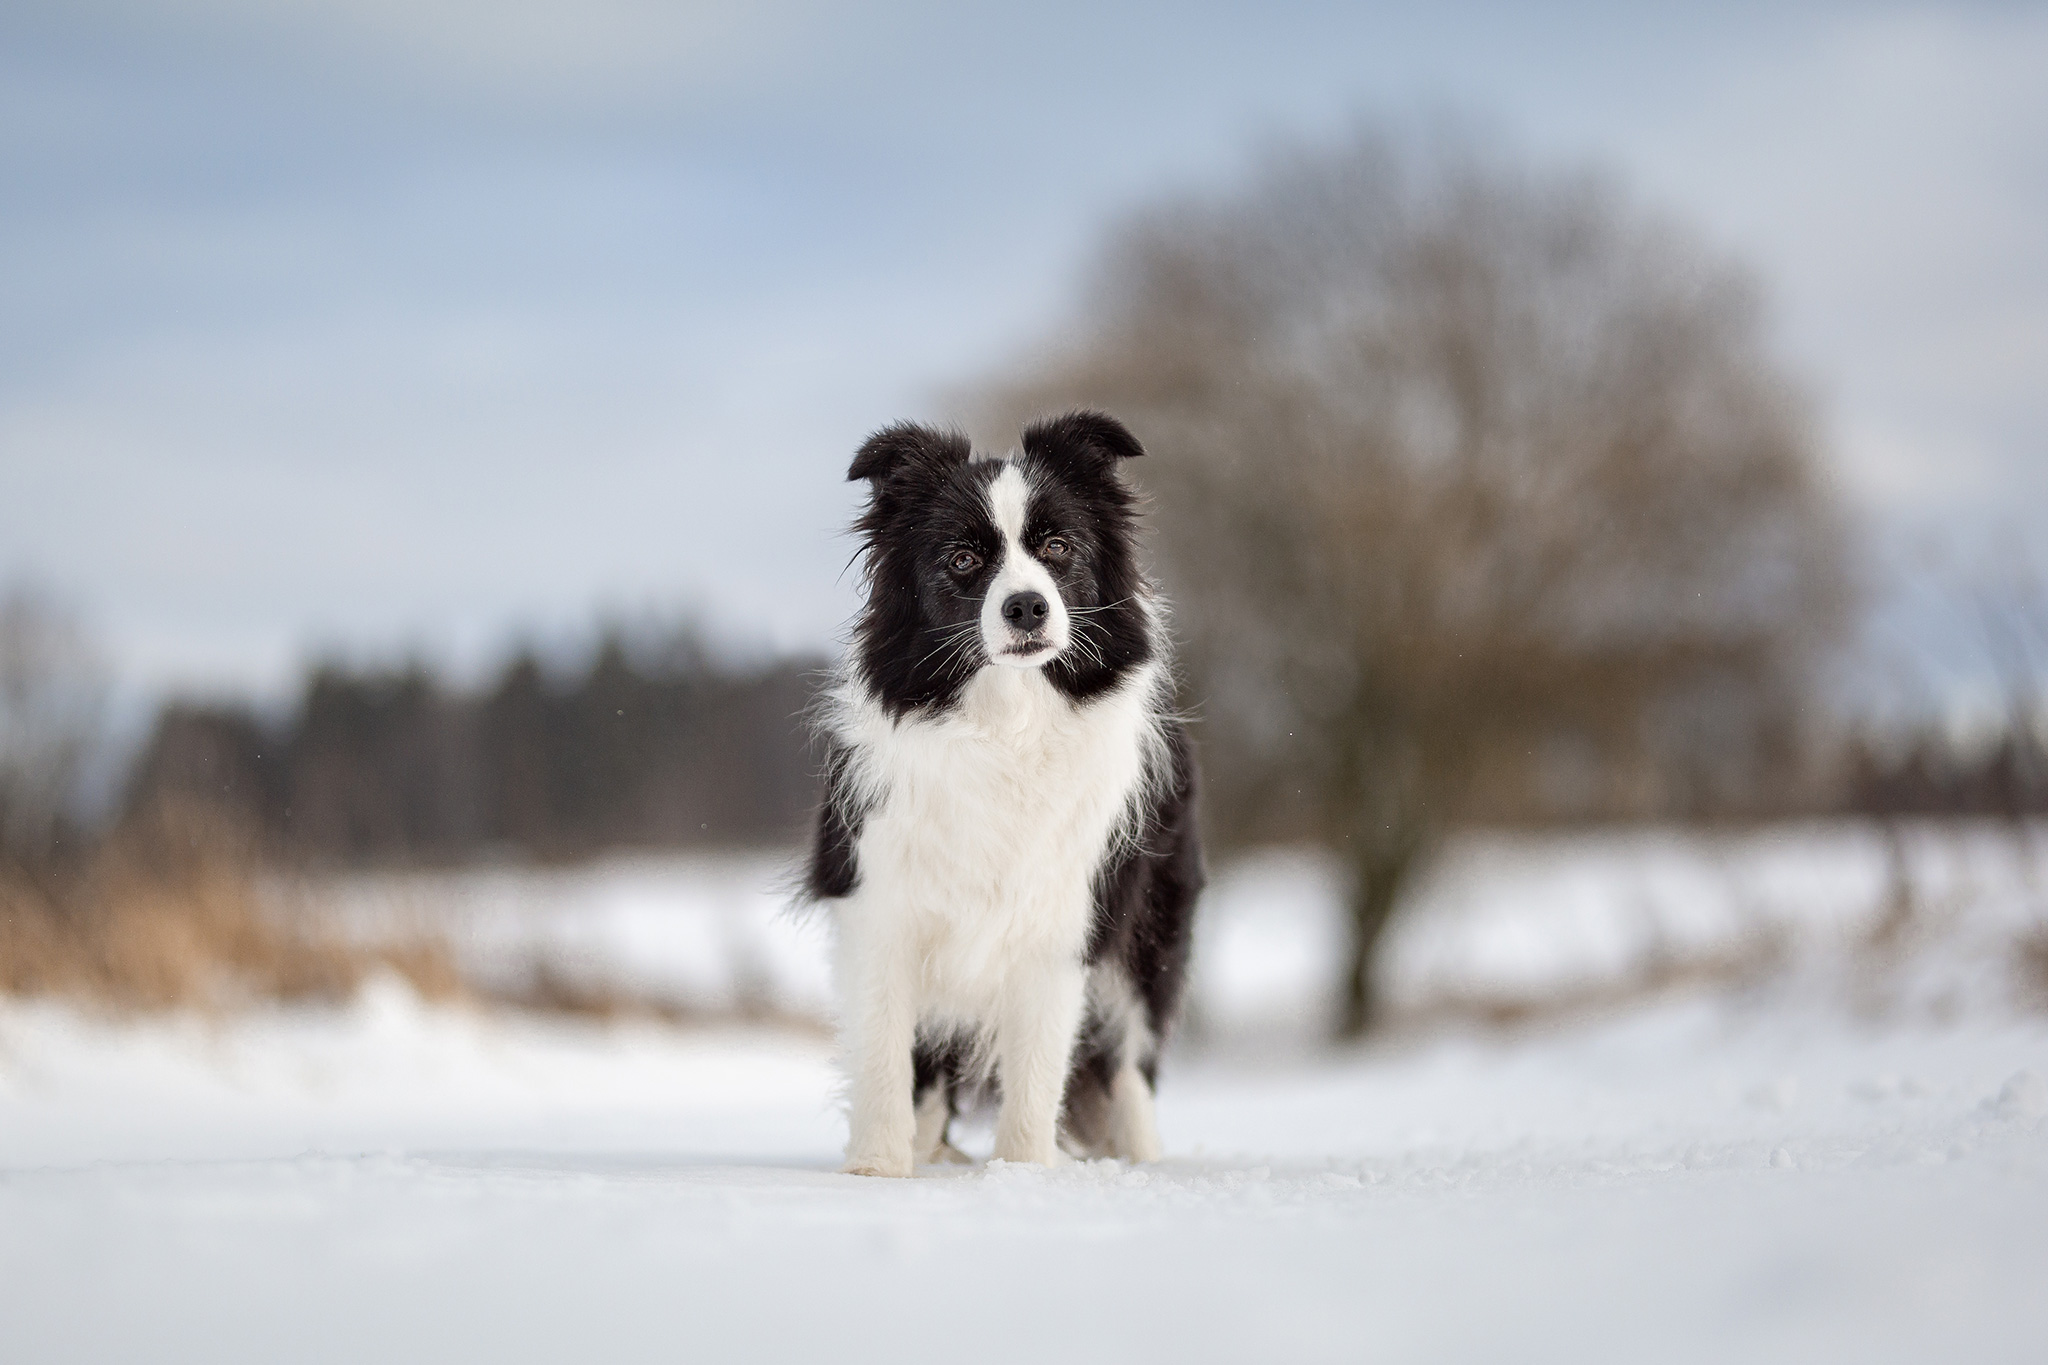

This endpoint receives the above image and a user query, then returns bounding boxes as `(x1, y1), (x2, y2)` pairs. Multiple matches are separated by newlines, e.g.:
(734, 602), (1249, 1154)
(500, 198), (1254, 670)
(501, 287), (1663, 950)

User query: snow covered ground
(314, 819), (2048, 1033)
(4, 823), (2046, 1363)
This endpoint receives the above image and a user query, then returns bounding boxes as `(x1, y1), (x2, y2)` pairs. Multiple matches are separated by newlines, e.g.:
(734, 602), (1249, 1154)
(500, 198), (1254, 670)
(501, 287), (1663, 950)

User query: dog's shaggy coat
(806, 411), (1203, 1176)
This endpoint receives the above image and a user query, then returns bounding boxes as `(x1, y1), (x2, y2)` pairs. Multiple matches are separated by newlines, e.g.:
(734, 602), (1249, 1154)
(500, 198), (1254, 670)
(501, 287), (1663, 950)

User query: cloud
(96, 0), (831, 105)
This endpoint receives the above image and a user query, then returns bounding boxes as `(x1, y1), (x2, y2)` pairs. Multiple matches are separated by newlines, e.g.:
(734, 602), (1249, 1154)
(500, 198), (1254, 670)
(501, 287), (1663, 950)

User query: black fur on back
(1083, 718), (1204, 1056)
(804, 740), (863, 902)
(1063, 716), (1203, 1147)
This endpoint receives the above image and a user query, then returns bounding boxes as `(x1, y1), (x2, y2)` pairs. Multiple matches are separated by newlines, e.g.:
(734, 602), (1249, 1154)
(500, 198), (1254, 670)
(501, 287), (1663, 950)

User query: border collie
(805, 410), (1203, 1177)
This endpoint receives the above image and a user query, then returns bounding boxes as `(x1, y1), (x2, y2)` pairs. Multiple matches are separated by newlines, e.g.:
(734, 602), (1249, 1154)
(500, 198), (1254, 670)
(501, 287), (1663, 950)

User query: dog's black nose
(1001, 591), (1050, 632)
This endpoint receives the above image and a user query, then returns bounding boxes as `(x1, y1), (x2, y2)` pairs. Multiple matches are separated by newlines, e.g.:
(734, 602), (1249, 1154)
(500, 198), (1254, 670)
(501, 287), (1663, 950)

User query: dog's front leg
(838, 909), (918, 1178)
(991, 960), (1087, 1166)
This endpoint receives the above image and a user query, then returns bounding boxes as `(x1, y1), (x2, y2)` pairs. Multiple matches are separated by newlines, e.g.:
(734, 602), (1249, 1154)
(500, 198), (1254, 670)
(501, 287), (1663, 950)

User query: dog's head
(847, 410), (1155, 715)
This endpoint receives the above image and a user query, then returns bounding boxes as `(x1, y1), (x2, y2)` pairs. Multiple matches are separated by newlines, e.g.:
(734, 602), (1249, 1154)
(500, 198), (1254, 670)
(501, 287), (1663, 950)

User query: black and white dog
(805, 410), (1203, 1177)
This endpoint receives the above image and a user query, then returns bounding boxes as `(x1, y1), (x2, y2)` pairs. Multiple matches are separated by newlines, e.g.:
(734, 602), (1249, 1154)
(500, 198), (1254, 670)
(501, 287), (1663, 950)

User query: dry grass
(0, 801), (464, 1012)
(490, 960), (699, 1023)
(476, 959), (828, 1034)
(1390, 928), (1791, 1036)
(0, 802), (822, 1028)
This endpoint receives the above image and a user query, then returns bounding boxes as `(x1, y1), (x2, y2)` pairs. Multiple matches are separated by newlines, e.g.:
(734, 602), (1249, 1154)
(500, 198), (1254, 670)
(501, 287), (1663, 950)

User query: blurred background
(3, 0), (2045, 1042)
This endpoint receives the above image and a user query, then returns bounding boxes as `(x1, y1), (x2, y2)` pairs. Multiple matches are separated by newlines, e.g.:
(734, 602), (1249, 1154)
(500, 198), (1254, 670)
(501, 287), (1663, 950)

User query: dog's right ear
(848, 422), (970, 483)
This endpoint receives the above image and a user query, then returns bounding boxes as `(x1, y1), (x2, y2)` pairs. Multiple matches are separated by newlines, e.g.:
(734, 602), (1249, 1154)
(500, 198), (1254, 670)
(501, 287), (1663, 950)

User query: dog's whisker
(928, 624), (985, 676)
(938, 634), (982, 675)
(1064, 620), (1108, 670)
(915, 623), (983, 670)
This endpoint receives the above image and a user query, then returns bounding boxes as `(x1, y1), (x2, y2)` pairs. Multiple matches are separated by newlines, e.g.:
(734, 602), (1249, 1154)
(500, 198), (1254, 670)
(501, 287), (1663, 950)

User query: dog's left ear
(1021, 410), (1146, 472)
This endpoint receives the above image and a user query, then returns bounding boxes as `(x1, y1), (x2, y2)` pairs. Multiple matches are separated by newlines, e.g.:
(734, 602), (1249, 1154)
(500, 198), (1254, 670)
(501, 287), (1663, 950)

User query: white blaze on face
(980, 463), (1069, 668)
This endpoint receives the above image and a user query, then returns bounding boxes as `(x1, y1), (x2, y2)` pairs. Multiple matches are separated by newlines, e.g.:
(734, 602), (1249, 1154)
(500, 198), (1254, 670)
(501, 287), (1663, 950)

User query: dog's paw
(841, 1152), (913, 1178)
(989, 1141), (1069, 1168)
(928, 1141), (975, 1166)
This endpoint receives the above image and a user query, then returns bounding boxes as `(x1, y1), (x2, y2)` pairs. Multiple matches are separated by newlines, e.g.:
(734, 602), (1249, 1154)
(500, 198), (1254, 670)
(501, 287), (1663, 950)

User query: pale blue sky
(3, 0), (2044, 705)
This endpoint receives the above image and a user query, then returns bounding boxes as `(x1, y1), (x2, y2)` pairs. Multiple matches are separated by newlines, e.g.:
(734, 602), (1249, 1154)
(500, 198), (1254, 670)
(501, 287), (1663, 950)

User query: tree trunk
(1336, 841), (1418, 1040)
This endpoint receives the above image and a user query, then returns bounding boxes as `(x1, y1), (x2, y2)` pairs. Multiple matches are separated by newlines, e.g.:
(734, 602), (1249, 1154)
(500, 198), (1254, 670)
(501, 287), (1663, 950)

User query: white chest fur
(830, 662), (1164, 1016)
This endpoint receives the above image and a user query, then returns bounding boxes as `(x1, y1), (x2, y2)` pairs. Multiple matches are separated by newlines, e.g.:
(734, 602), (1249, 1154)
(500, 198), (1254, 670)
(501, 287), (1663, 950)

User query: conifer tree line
(17, 592), (2048, 884)
(123, 630), (828, 864)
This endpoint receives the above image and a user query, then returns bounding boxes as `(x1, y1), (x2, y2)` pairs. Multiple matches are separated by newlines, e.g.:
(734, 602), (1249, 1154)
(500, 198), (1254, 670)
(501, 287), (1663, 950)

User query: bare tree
(0, 585), (106, 870)
(1971, 550), (2048, 827)
(980, 125), (1853, 1037)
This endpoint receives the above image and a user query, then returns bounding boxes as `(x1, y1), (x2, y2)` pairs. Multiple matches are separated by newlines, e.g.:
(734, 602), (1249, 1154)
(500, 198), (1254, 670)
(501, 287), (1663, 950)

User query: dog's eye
(947, 550), (982, 575)
(1041, 536), (1071, 558)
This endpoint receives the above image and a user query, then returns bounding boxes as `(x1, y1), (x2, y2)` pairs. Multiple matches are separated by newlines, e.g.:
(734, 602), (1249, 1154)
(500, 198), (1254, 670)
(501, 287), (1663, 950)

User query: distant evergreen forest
(124, 630), (829, 864)
(116, 623), (2046, 870)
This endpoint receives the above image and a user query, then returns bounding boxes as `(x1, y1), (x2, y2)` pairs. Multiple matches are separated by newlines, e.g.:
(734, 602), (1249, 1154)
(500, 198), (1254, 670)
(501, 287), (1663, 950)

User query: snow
(5, 823), (2047, 1363)
(320, 820), (2047, 1033)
